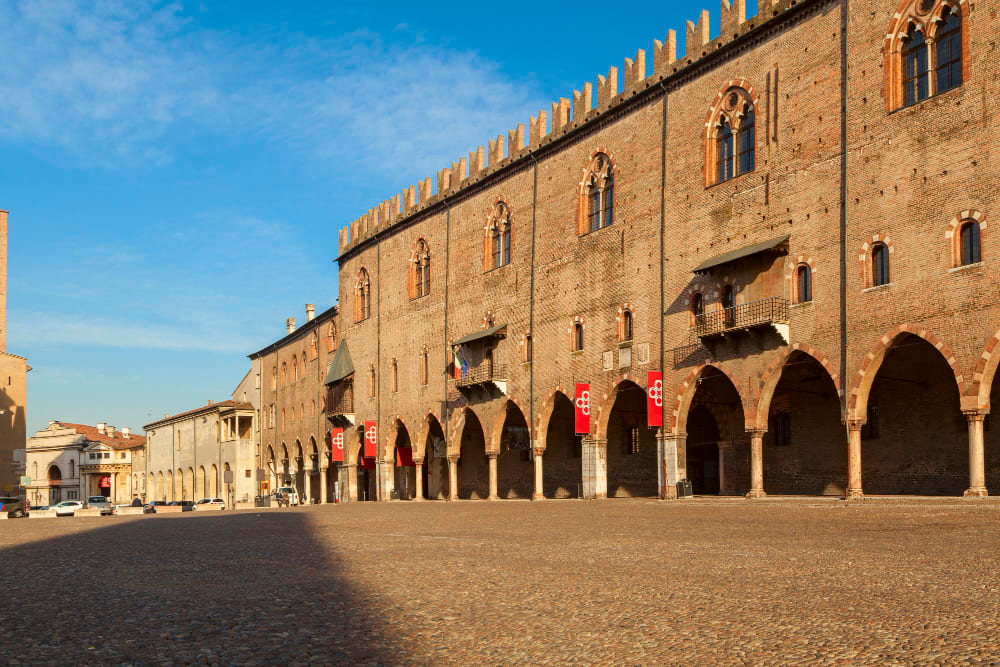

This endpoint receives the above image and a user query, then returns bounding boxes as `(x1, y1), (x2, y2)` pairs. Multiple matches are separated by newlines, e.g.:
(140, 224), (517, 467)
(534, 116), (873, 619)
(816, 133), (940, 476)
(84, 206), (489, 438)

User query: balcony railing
(693, 297), (788, 339)
(326, 381), (354, 415)
(455, 364), (507, 388)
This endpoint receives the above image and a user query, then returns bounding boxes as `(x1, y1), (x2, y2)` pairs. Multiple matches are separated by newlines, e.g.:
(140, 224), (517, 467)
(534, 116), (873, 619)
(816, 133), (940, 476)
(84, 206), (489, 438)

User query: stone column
(447, 455), (459, 501)
(487, 453), (499, 500)
(532, 448), (545, 500)
(963, 411), (988, 497)
(746, 430), (766, 499)
(345, 464), (358, 503)
(319, 465), (328, 504)
(112, 472), (118, 503)
(846, 420), (864, 499)
(581, 437), (607, 499)
(660, 433), (686, 499)
(379, 460), (394, 501)
(414, 460), (424, 501)
(304, 469), (312, 504)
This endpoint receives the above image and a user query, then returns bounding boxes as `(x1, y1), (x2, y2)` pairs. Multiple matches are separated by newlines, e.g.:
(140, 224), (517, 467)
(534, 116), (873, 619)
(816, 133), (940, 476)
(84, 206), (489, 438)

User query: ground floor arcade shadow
(605, 381), (658, 497)
(543, 392), (582, 498)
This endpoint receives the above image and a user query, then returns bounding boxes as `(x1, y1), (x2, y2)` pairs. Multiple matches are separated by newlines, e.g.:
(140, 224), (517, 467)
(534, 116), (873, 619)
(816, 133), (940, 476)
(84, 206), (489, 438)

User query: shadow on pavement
(0, 512), (395, 664)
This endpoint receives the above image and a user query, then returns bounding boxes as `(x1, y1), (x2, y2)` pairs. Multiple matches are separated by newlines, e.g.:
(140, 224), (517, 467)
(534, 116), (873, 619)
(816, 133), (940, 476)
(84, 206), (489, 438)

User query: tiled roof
(143, 400), (253, 429)
(56, 422), (147, 450)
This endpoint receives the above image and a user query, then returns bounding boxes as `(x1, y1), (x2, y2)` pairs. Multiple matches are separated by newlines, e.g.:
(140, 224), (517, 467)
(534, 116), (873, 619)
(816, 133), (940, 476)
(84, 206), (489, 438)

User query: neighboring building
(143, 400), (256, 505)
(24, 422), (146, 506)
(329, 0), (1000, 501)
(248, 304), (339, 503)
(0, 210), (29, 489)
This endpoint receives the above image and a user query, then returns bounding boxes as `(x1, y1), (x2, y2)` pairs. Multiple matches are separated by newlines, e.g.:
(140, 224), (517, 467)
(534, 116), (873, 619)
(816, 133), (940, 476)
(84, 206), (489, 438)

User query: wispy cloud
(0, 1), (548, 182)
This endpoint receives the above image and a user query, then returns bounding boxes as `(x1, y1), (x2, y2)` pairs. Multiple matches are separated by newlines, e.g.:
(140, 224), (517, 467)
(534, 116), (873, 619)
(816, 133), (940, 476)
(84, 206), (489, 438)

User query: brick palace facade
(315, 0), (998, 502)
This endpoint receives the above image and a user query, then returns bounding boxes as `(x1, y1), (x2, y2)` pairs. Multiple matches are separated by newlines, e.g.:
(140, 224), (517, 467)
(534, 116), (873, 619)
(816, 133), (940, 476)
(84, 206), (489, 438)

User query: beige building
(25, 422), (146, 505)
(143, 400), (256, 505)
(0, 210), (29, 490)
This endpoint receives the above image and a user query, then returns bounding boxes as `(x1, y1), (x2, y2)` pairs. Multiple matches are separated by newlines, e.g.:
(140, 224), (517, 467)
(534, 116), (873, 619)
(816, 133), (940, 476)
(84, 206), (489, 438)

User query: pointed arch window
(280, 363), (287, 386)
(902, 27), (930, 106)
(886, 2), (966, 110)
(355, 268), (371, 322)
(326, 322), (337, 352)
(368, 365), (376, 399)
(485, 202), (512, 270)
(796, 265), (813, 303)
(572, 321), (584, 352)
(872, 243), (890, 286)
(716, 118), (735, 183)
(579, 153), (614, 234)
(935, 8), (962, 94)
(291, 355), (298, 382)
(960, 221), (981, 265)
(622, 309), (633, 342)
(709, 88), (755, 185)
(411, 239), (431, 299)
(692, 293), (704, 317)
(737, 107), (755, 175)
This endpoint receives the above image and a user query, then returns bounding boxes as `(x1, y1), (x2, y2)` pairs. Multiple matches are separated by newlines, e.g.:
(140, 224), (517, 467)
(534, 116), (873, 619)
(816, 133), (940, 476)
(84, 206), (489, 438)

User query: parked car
(85, 496), (112, 513)
(53, 500), (84, 516)
(33, 505), (49, 511)
(0, 497), (26, 518)
(167, 500), (195, 511)
(194, 498), (225, 510)
(144, 500), (168, 514)
(275, 487), (299, 506)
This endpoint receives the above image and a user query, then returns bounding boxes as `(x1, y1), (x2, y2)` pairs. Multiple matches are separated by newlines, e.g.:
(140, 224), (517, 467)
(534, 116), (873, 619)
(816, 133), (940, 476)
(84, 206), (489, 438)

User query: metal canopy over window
(324, 340), (355, 385)
(452, 323), (507, 347)
(691, 234), (790, 274)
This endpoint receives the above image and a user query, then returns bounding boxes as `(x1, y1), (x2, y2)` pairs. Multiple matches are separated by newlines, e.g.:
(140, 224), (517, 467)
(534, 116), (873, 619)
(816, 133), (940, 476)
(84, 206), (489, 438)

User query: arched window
(796, 265), (813, 303)
(68, 460), (75, 478)
(368, 365), (376, 398)
(355, 268), (371, 322)
(485, 202), (512, 270)
(902, 27), (930, 106)
(310, 400), (316, 416)
(716, 118), (735, 183)
(281, 409), (286, 431)
(935, 8), (962, 94)
(722, 285), (736, 327)
(326, 322), (337, 352)
(420, 348), (429, 386)
(390, 359), (398, 393)
(692, 293), (704, 318)
(271, 366), (276, 390)
(960, 221), (981, 265)
(573, 321), (584, 352)
(737, 107), (755, 175)
(872, 243), (890, 286)
(48, 464), (61, 481)
(622, 309), (633, 342)
(280, 363), (287, 386)
(579, 153), (614, 234)
(310, 332), (318, 359)
(301, 352), (307, 379)
(411, 238), (431, 299)
(299, 404), (304, 419)
(291, 356), (298, 382)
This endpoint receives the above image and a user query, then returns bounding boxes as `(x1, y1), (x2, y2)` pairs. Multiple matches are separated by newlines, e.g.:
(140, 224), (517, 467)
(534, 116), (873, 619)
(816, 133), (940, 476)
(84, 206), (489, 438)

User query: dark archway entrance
(544, 392), (582, 498)
(392, 422), (415, 500)
(687, 405), (720, 495)
(457, 410), (488, 499)
(684, 367), (745, 495)
(355, 427), (376, 501)
(763, 351), (845, 495)
(606, 381), (657, 497)
(422, 416), (448, 499)
(497, 402), (532, 499)
(862, 333), (965, 494)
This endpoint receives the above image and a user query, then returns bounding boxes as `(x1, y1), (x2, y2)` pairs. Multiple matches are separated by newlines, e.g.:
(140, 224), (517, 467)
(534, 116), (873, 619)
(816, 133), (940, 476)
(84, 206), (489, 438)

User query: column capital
(413, 458), (425, 466)
(962, 409), (988, 421)
(486, 451), (498, 460)
(746, 428), (767, 438)
(447, 455), (460, 463)
(532, 448), (545, 457)
(846, 418), (866, 431)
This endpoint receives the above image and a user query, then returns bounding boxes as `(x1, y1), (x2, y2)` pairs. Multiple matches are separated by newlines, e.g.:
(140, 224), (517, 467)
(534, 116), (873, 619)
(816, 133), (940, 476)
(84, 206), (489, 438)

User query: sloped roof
(324, 340), (354, 385)
(453, 323), (507, 346)
(55, 422), (146, 450)
(692, 235), (790, 273)
(143, 400), (252, 430)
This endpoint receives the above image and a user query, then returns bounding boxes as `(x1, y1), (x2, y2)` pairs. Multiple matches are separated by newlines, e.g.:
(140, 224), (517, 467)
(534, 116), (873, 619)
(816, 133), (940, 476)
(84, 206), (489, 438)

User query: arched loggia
(493, 400), (533, 499)
(389, 419), (416, 500)
(456, 408), (488, 499)
(420, 414), (448, 499)
(540, 391), (582, 498)
(601, 380), (658, 497)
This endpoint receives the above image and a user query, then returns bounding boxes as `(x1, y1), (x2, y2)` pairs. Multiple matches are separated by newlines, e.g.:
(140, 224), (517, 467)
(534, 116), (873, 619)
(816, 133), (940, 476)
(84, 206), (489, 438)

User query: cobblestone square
(3, 499), (1000, 664)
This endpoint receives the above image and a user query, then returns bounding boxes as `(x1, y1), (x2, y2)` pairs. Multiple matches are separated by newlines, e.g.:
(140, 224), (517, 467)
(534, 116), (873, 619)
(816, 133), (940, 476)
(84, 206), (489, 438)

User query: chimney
(0, 209), (7, 354)
(207, 399), (213, 406)
(306, 304), (315, 322)
(122, 427), (130, 439)
(97, 422), (106, 435)
(286, 317), (296, 334)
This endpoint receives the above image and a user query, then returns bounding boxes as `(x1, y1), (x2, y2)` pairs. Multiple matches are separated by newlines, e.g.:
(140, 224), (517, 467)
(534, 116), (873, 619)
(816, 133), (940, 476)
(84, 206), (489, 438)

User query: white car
(193, 498), (225, 509)
(275, 487), (299, 506)
(53, 500), (84, 516)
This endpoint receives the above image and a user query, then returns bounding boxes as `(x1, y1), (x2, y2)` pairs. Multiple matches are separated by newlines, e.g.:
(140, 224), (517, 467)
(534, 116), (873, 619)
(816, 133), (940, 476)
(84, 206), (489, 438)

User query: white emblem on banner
(648, 380), (663, 407)
(365, 426), (377, 445)
(333, 433), (344, 451)
(576, 390), (591, 416)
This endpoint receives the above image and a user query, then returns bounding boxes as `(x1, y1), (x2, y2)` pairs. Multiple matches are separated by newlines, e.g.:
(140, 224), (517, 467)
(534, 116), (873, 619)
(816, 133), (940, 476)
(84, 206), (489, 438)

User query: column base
(413, 496), (424, 502)
(662, 486), (678, 500)
(531, 493), (545, 501)
(964, 487), (988, 497)
(488, 494), (499, 501)
(846, 488), (864, 500)
(745, 489), (766, 499)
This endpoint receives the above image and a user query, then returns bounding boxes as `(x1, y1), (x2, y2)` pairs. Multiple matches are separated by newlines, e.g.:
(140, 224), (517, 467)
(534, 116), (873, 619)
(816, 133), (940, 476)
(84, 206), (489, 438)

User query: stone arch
(848, 324), (966, 421)
(415, 409), (442, 462)
(533, 385), (567, 450)
(384, 415), (412, 460)
(209, 464), (218, 497)
(969, 327), (1000, 412)
(488, 397), (530, 454)
(670, 363), (750, 435)
(595, 375), (638, 441)
(344, 426), (363, 463)
(946, 209), (986, 268)
(859, 233), (895, 287)
(754, 343), (842, 430)
(450, 406), (486, 457)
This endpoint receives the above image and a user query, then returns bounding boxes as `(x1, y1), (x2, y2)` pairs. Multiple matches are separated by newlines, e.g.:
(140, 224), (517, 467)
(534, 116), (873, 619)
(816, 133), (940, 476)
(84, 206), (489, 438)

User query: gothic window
(326, 322), (337, 352)
(717, 118), (734, 183)
(579, 153), (614, 234)
(872, 243), (890, 286)
(622, 309), (633, 342)
(310, 332), (318, 359)
(271, 366), (276, 390)
(291, 356), (298, 382)
(390, 359), (398, 393)
(355, 268), (371, 322)
(796, 265), (813, 303)
(738, 108), (755, 175)
(301, 352), (307, 379)
(280, 363), (287, 386)
(485, 202), (512, 270)
(935, 8), (962, 94)
(902, 27), (930, 106)
(572, 321), (584, 352)
(710, 88), (756, 185)
(960, 221), (981, 265)
(410, 238), (431, 299)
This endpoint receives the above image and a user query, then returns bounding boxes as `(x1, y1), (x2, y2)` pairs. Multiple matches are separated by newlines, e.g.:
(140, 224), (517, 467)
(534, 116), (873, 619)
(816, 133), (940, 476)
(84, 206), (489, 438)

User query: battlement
(338, 0), (794, 257)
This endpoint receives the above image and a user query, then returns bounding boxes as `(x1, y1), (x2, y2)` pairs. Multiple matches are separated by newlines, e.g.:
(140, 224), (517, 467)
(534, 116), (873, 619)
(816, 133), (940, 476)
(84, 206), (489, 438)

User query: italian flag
(454, 346), (467, 378)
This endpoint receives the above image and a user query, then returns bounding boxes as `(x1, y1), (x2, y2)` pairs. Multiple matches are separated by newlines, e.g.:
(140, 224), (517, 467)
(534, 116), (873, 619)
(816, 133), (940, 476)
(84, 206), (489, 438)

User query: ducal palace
(150, 0), (1000, 506)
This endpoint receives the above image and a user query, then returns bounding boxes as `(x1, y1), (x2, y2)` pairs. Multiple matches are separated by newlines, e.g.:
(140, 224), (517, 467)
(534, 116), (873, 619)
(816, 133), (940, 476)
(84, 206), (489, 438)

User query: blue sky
(1, 0), (759, 435)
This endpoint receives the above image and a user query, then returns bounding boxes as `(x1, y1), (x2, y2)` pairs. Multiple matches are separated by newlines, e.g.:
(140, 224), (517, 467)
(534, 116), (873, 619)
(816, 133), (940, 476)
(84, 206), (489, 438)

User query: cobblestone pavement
(2, 498), (1000, 664)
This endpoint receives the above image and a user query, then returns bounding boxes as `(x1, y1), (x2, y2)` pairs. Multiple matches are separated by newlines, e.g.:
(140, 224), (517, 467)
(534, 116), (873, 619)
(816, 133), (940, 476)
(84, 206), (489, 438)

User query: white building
(24, 422), (146, 506)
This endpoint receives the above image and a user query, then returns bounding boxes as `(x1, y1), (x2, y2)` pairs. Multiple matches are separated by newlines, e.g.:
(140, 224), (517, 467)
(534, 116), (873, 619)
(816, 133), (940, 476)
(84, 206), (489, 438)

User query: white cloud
(0, 1), (548, 183)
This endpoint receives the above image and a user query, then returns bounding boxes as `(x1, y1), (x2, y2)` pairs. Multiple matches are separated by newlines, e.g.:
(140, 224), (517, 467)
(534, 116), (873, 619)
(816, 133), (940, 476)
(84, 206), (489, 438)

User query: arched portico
(418, 413), (447, 500)
(537, 390), (582, 498)
(597, 379), (658, 497)
(454, 407), (488, 499)
(385, 417), (416, 500)
(490, 400), (533, 499)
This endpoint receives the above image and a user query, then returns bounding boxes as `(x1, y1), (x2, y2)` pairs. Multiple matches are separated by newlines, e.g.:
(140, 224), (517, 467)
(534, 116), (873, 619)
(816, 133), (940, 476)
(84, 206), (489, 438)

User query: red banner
(330, 427), (344, 463)
(647, 371), (664, 428)
(396, 446), (415, 467)
(574, 382), (591, 435)
(360, 457), (376, 470)
(363, 420), (378, 459)
(99, 475), (111, 488)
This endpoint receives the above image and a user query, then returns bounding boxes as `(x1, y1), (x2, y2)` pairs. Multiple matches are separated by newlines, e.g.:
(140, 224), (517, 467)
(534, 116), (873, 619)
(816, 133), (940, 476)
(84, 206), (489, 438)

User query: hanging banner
(647, 371), (664, 428)
(99, 475), (111, 488)
(330, 427), (344, 463)
(574, 382), (591, 435)
(360, 457), (376, 470)
(396, 446), (415, 467)
(363, 420), (378, 459)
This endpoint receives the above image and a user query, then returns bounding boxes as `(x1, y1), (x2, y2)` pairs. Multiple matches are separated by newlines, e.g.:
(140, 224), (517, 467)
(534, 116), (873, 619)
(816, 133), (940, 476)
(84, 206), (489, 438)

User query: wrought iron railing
(326, 381), (354, 415)
(455, 364), (507, 388)
(692, 296), (788, 338)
